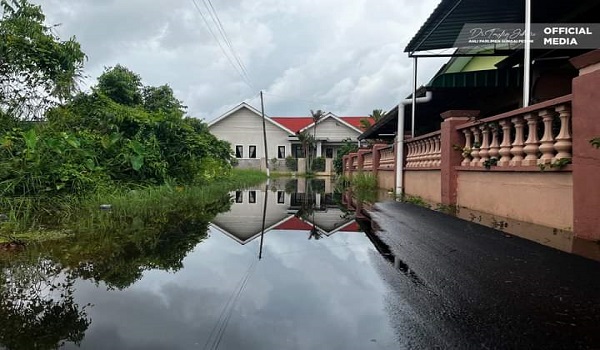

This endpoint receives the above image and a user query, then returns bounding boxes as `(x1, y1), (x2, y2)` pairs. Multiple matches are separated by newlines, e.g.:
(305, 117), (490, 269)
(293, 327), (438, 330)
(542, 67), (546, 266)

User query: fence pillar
(440, 110), (479, 206)
(571, 51), (600, 241)
(342, 155), (349, 176)
(355, 149), (367, 172)
(371, 144), (387, 177)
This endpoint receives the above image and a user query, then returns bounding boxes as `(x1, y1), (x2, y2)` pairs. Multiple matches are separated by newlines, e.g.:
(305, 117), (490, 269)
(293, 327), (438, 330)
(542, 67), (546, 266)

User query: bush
(311, 157), (325, 172)
(333, 140), (358, 174)
(285, 156), (298, 171)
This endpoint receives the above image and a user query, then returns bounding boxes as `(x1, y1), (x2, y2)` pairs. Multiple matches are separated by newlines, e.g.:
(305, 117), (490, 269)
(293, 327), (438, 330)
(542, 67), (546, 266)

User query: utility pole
(260, 91), (270, 177)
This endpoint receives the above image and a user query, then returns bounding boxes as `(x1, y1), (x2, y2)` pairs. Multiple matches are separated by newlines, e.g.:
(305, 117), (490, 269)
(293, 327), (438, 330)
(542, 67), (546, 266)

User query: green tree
(142, 84), (186, 116)
(310, 109), (323, 171)
(359, 109), (386, 130)
(333, 138), (358, 174)
(0, 0), (86, 119)
(96, 65), (143, 106)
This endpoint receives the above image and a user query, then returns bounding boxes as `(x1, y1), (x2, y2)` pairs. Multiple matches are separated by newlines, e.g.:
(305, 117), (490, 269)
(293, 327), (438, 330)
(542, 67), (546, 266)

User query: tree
(296, 130), (315, 173)
(0, 0), (86, 119)
(310, 109), (323, 171)
(96, 65), (143, 106)
(142, 84), (186, 117)
(359, 109), (386, 130)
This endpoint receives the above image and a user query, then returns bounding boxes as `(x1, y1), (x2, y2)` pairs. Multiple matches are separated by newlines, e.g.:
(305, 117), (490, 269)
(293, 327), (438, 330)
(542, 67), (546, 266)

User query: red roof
(338, 221), (361, 232)
(270, 116), (373, 133)
(341, 117), (373, 130)
(274, 216), (315, 231)
(271, 117), (313, 133)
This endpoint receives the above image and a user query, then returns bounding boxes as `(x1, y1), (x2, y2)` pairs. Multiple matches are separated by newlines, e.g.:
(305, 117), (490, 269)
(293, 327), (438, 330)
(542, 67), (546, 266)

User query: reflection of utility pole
(261, 91), (270, 177)
(258, 179), (269, 259)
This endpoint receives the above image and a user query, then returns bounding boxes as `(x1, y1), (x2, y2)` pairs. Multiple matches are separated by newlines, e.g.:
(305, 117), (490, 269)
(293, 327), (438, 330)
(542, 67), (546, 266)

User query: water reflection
(0, 255), (90, 349)
(211, 177), (359, 247)
(0, 177), (410, 350)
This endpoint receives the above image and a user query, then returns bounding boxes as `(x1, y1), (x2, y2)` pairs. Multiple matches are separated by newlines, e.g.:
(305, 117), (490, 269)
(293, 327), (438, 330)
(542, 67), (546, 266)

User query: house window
(292, 144), (304, 158)
(277, 191), (285, 204)
(235, 191), (243, 203)
(248, 145), (257, 159)
(235, 145), (243, 158)
(249, 190), (256, 203)
(325, 147), (334, 158)
(278, 146), (286, 159)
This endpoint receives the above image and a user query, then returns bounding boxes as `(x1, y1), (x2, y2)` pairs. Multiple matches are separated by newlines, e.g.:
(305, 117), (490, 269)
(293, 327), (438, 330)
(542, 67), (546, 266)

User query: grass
(0, 169), (267, 244)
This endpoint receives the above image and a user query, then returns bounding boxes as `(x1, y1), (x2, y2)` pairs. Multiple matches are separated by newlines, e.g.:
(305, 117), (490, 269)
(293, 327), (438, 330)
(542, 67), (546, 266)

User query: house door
(325, 147), (334, 158)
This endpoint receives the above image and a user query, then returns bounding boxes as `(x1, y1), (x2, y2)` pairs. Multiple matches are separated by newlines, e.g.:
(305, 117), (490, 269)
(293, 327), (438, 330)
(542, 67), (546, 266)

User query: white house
(208, 102), (372, 173)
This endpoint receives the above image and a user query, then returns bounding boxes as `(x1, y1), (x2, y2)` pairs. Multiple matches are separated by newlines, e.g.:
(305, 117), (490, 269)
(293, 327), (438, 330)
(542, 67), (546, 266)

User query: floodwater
(0, 178), (408, 350)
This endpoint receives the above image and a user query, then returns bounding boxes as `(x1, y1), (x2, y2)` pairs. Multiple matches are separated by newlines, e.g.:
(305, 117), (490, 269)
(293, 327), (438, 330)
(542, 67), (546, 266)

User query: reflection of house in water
(211, 186), (292, 245)
(210, 178), (361, 245)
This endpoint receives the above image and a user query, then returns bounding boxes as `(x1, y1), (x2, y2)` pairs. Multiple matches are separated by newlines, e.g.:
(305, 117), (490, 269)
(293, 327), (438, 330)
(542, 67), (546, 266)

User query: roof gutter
(395, 91), (433, 197)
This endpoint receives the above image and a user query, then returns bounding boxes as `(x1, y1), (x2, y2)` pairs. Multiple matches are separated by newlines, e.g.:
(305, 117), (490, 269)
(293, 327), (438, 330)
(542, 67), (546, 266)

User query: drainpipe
(395, 91), (433, 197)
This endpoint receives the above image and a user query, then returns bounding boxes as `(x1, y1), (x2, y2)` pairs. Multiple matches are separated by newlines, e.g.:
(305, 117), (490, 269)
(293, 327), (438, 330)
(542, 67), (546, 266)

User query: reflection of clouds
(65, 229), (399, 349)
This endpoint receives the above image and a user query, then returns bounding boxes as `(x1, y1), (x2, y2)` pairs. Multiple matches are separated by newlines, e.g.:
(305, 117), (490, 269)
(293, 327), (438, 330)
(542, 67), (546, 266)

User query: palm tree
(296, 130), (315, 173)
(310, 109), (323, 168)
(360, 109), (386, 130)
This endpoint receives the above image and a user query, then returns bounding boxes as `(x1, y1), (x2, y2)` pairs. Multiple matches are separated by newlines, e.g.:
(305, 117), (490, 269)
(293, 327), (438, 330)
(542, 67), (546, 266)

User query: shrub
(311, 157), (325, 172)
(285, 156), (298, 171)
(333, 140), (358, 174)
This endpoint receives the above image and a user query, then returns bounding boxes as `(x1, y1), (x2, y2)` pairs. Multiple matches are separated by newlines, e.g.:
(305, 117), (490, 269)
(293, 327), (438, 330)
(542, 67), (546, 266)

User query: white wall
(212, 189), (291, 243)
(303, 117), (361, 142)
(210, 107), (292, 161)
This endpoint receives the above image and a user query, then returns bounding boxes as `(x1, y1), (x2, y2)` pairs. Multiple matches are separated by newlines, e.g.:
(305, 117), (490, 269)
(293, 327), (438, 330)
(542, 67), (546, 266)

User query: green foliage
(311, 156), (325, 172)
(1, 63), (234, 197)
(483, 157), (498, 170)
(591, 137), (600, 149)
(402, 194), (432, 209)
(285, 155), (298, 171)
(333, 139), (358, 174)
(359, 109), (386, 130)
(0, 0), (86, 119)
(538, 158), (572, 171)
(96, 65), (143, 106)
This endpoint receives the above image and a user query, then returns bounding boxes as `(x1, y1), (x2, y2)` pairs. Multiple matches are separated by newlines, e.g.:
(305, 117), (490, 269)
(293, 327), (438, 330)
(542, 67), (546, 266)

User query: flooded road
(0, 178), (408, 350)
(4, 177), (598, 349)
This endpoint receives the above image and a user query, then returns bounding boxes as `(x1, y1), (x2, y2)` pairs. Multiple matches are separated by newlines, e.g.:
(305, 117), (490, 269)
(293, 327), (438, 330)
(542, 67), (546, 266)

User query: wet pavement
(1, 177), (599, 349)
(366, 200), (600, 349)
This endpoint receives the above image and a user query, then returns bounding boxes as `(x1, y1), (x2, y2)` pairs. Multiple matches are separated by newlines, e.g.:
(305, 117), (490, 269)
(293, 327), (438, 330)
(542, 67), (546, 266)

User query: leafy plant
(285, 156), (298, 171)
(311, 156), (325, 172)
(483, 157), (498, 170)
(538, 158), (572, 171)
(591, 137), (600, 149)
(333, 139), (358, 174)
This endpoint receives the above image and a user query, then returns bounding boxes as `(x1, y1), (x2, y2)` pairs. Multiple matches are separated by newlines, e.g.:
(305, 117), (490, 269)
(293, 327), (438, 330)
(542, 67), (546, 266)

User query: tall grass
(0, 169), (267, 243)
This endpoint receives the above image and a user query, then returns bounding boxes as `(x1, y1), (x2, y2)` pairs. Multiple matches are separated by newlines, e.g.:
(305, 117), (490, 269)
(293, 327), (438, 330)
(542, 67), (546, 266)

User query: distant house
(208, 102), (372, 173)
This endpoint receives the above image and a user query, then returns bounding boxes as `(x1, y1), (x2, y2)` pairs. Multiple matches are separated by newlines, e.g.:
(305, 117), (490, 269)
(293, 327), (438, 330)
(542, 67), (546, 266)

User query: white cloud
(34, 0), (444, 119)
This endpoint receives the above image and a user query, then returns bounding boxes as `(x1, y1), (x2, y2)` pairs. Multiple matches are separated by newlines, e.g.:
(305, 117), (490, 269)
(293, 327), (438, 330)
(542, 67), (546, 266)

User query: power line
(202, 0), (253, 84)
(190, 0), (255, 90)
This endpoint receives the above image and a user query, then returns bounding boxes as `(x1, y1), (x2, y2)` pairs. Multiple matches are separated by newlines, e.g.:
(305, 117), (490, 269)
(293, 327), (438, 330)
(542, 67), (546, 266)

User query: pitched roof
(270, 117), (314, 133)
(208, 102), (295, 134)
(271, 116), (373, 134)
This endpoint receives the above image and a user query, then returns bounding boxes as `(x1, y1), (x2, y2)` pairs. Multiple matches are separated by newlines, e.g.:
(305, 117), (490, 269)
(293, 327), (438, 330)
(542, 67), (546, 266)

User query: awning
(358, 76), (523, 140)
(405, 0), (600, 54)
(428, 67), (522, 89)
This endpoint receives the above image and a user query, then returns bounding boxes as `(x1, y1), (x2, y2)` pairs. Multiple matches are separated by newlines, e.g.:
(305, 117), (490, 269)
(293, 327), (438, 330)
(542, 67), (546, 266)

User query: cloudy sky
(35, 0), (446, 120)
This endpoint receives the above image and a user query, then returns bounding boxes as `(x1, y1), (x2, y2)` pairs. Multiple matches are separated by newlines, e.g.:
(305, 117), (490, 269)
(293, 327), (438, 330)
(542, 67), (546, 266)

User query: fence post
(570, 51), (600, 241)
(371, 144), (387, 177)
(357, 149), (370, 172)
(440, 110), (479, 206)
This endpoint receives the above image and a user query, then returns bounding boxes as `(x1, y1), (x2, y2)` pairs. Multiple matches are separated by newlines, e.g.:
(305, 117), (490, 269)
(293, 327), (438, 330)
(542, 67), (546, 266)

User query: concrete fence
(343, 51), (600, 259)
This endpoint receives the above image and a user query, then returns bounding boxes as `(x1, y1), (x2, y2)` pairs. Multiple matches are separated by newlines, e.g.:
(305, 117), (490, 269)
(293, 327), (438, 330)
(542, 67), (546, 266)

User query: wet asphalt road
(365, 201), (600, 350)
